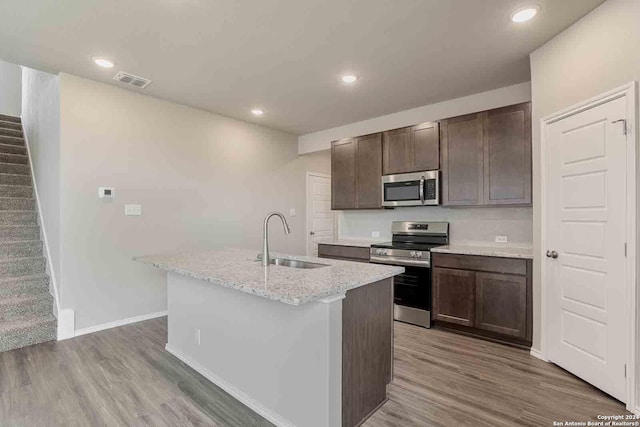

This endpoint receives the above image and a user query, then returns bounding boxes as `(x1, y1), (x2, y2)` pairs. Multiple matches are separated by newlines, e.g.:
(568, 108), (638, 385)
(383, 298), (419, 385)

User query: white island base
(164, 272), (393, 427)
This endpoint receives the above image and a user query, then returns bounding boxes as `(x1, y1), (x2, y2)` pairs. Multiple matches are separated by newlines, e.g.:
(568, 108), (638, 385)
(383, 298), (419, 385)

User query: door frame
(305, 172), (336, 256)
(540, 82), (637, 411)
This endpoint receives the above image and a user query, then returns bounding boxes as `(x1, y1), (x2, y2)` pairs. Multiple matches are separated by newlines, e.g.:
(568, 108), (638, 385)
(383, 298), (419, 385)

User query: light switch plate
(289, 208), (296, 217)
(125, 204), (142, 216)
(371, 231), (380, 238)
(495, 235), (508, 243)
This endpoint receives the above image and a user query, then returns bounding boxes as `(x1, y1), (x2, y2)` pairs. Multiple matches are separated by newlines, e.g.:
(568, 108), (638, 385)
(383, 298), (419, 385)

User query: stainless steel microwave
(381, 170), (439, 207)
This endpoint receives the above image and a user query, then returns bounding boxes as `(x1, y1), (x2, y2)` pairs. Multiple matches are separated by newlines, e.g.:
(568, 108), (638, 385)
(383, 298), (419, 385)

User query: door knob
(546, 250), (558, 259)
(310, 231), (315, 236)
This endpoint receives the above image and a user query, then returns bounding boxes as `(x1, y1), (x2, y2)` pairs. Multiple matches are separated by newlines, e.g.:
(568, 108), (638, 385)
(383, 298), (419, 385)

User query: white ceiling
(0, 0), (603, 135)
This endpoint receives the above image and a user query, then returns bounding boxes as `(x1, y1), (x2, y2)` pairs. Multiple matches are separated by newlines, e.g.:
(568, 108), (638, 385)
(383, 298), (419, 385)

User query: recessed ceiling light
(251, 108), (264, 116)
(511, 5), (540, 23)
(93, 57), (115, 68)
(340, 74), (358, 84)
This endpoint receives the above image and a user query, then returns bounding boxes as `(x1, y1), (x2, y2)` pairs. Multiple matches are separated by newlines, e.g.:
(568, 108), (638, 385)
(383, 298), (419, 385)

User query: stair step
(0, 241), (42, 259)
(0, 114), (20, 124)
(0, 120), (22, 131)
(0, 257), (46, 276)
(0, 211), (37, 225)
(0, 174), (31, 186)
(0, 153), (28, 165)
(0, 314), (56, 352)
(0, 293), (53, 321)
(0, 198), (35, 211)
(0, 136), (24, 147)
(0, 128), (22, 138)
(0, 226), (40, 241)
(0, 163), (29, 175)
(0, 185), (32, 198)
(0, 274), (49, 298)
(0, 143), (27, 156)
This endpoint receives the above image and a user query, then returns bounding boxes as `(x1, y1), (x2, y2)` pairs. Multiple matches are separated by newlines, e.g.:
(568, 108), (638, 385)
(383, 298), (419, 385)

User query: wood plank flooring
(0, 317), (628, 426)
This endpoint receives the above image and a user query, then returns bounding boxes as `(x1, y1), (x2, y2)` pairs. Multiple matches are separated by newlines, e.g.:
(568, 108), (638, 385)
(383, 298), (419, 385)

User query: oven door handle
(419, 176), (425, 205)
(370, 256), (431, 268)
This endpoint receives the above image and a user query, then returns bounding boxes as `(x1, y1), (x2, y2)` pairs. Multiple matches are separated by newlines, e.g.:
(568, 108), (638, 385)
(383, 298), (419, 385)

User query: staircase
(0, 114), (56, 352)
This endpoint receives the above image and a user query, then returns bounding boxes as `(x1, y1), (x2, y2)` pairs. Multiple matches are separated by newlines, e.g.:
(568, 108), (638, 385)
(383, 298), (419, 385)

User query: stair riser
(0, 199), (35, 211)
(0, 279), (49, 298)
(0, 212), (37, 225)
(0, 174), (31, 186)
(0, 258), (46, 276)
(0, 121), (22, 131)
(0, 242), (42, 259)
(0, 144), (27, 155)
(0, 227), (40, 240)
(0, 186), (32, 198)
(0, 128), (22, 138)
(0, 115), (20, 124)
(0, 136), (24, 147)
(0, 320), (56, 353)
(0, 296), (53, 321)
(0, 154), (28, 165)
(0, 164), (29, 175)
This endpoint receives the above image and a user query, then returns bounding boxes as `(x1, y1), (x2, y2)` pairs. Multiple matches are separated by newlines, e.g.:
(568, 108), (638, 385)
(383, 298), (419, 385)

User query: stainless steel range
(370, 221), (449, 328)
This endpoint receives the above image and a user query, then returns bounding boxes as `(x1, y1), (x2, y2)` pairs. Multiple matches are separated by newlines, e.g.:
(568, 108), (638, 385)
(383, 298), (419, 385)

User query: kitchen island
(135, 249), (403, 427)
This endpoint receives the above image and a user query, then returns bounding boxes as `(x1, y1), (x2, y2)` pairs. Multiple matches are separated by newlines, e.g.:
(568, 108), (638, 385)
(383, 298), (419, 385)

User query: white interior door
(545, 95), (628, 402)
(306, 173), (335, 256)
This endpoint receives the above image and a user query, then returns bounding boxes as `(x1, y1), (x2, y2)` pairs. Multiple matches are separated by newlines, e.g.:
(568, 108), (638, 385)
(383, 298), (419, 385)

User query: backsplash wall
(338, 206), (533, 247)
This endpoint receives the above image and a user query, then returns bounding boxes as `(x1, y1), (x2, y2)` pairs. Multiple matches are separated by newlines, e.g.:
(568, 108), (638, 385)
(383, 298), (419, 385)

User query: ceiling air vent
(113, 71), (152, 89)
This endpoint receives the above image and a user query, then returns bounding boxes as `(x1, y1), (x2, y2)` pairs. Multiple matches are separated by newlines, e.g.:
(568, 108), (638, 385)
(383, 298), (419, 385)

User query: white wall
(58, 73), (330, 330)
(339, 207), (532, 247)
(298, 82), (532, 154)
(530, 0), (640, 353)
(0, 59), (22, 117)
(21, 67), (61, 305)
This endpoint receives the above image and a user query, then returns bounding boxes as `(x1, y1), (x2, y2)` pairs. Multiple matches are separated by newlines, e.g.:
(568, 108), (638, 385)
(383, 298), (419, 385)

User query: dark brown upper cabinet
(441, 113), (484, 206)
(331, 138), (356, 210)
(383, 122), (439, 175)
(441, 102), (531, 207)
(331, 134), (382, 210)
(483, 103), (532, 205)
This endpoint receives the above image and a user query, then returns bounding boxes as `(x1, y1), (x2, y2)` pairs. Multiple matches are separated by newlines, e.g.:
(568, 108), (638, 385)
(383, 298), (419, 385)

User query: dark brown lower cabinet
(432, 253), (532, 347)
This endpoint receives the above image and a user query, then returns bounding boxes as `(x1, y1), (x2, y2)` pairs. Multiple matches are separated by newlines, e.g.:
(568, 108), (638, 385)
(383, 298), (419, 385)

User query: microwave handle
(419, 176), (425, 204)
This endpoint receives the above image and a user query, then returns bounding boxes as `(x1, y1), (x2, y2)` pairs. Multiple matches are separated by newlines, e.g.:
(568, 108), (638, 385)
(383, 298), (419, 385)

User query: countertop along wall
(58, 73), (330, 331)
(530, 0), (640, 354)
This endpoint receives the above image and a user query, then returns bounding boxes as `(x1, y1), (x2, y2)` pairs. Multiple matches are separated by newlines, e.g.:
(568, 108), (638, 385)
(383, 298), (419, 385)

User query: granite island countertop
(135, 249), (404, 305)
(430, 244), (534, 259)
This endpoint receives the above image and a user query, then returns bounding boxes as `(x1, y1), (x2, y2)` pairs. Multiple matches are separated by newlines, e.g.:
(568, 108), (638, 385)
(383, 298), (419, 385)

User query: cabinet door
(441, 113), (484, 206)
(356, 133), (382, 208)
(483, 102), (531, 205)
(432, 267), (475, 326)
(412, 121), (439, 171)
(382, 127), (412, 175)
(475, 272), (527, 338)
(331, 138), (356, 209)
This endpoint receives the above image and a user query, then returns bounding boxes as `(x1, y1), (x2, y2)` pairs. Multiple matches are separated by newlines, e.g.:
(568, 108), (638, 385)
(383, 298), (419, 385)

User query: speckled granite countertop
(319, 239), (387, 248)
(430, 245), (534, 260)
(135, 249), (404, 305)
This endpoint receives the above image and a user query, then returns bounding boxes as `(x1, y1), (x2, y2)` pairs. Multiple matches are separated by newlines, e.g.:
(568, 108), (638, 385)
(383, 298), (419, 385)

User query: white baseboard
(530, 348), (549, 362)
(74, 310), (167, 337)
(165, 344), (295, 427)
(57, 308), (75, 340)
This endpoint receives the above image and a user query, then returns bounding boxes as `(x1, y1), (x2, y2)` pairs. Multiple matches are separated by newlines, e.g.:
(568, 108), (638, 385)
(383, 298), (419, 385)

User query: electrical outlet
(195, 328), (201, 346)
(371, 231), (380, 238)
(124, 204), (142, 216)
(495, 235), (508, 243)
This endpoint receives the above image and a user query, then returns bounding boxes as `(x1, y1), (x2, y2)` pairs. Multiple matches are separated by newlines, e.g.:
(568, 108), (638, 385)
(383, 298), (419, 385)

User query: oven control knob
(410, 251), (416, 258)
(415, 251), (423, 258)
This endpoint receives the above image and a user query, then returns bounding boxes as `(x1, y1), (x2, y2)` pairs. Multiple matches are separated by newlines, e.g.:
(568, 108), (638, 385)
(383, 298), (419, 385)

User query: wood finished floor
(0, 317), (628, 426)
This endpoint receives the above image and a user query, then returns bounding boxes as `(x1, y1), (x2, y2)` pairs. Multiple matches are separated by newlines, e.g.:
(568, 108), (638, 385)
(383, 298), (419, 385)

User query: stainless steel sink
(267, 257), (329, 269)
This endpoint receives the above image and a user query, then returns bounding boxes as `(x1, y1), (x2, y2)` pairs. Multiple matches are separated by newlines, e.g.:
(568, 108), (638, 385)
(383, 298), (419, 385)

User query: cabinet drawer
(318, 244), (370, 262)
(432, 253), (526, 276)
